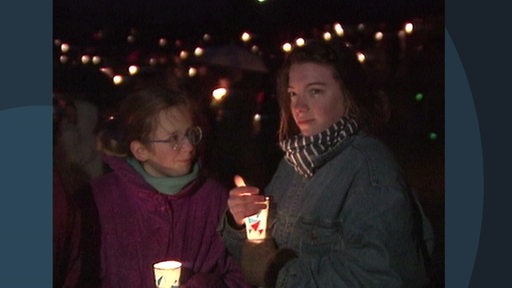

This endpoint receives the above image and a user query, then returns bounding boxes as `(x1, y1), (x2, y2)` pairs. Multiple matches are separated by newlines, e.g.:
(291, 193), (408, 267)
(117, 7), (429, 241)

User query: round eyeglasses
(148, 126), (203, 150)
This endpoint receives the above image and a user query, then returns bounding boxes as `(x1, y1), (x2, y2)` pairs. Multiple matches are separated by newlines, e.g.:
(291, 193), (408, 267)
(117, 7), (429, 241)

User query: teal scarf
(127, 158), (199, 195)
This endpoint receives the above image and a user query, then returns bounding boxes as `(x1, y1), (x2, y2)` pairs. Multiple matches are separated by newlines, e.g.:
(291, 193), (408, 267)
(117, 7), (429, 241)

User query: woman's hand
(227, 175), (267, 226)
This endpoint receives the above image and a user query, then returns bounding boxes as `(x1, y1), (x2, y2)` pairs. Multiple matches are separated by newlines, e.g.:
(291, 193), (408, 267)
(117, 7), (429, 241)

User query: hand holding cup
(227, 175), (267, 226)
(228, 175), (270, 241)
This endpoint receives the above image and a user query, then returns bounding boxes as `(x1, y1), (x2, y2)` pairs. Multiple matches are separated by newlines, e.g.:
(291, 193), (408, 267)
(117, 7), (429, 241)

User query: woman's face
(288, 62), (347, 136)
(142, 106), (197, 177)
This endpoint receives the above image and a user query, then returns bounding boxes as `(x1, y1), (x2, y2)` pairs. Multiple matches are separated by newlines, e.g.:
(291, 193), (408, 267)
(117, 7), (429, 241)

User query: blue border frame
(5, 0), (510, 286)
(0, 1), (52, 286)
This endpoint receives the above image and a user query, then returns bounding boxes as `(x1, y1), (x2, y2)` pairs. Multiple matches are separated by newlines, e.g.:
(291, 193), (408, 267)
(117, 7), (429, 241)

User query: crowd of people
(54, 39), (437, 287)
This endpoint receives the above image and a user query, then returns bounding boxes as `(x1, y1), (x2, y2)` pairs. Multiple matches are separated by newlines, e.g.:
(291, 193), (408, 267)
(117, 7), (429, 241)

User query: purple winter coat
(91, 155), (251, 288)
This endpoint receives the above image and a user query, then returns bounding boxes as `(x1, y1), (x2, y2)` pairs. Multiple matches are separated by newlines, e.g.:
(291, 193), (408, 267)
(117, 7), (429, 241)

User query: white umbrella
(198, 44), (268, 73)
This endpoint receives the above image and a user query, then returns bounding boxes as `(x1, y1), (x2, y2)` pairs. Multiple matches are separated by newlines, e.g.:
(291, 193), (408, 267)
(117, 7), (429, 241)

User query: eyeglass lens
(185, 127), (202, 145)
(172, 126), (202, 150)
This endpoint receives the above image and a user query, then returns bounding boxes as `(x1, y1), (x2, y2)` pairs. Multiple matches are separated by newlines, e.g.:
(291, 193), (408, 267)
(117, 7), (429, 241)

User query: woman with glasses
(221, 40), (432, 287)
(91, 85), (251, 288)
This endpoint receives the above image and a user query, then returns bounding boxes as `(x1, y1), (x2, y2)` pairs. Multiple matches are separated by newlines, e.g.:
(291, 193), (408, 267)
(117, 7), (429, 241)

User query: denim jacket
(222, 132), (430, 287)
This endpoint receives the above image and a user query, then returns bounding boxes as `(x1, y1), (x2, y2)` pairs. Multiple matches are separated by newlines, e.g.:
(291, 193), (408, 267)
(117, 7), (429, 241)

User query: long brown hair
(276, 40), (376, 141)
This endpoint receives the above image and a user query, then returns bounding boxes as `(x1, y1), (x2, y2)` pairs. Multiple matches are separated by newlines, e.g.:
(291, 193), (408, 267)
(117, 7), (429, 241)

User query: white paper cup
(244, 197), (270, 241)
(153, 260), (182, 288)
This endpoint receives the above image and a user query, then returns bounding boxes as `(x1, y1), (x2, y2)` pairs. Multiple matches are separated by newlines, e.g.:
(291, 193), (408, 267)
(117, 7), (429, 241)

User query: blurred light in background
(179, 50), (189, 60)
(374, 32), (384, 41)
(81, 55), (91, 64)
(194, 47), (204, 57)
(100, 67), (113, 77)
(334, 23), (344, 37)
(405, 22), (414, 34)
(241, 32), (251, 42)
(188, 67), (197, 77)
(92, 56), (101, 65)
(128, 65), (139, 75)
(323, 32), (332, 41)
(282, 42), (292, 53)
(212, 87), (228, 101)
(59, 55), (68, 64)
(251, 45), (259, 53)
(60, 43), (70, 53)
(113, 75), (123, 85)
(356, 52), (366, 63)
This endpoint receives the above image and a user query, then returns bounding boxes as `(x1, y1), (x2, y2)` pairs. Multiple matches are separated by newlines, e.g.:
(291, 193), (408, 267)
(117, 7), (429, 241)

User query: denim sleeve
(219, 212), (247, 263)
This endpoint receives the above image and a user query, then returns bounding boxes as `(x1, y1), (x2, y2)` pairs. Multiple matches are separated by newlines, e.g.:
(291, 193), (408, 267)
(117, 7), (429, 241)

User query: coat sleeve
(219, 211), (247, 263)
(196, 180), (252, 288)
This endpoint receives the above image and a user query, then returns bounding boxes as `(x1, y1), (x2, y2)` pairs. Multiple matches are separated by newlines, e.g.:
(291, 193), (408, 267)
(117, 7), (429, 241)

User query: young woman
(92, 85), (250, 287)
(222, 40), (432, 287)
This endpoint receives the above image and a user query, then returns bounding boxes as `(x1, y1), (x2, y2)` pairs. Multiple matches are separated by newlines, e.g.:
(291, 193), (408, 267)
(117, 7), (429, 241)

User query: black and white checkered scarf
(279, 117), (359, 178)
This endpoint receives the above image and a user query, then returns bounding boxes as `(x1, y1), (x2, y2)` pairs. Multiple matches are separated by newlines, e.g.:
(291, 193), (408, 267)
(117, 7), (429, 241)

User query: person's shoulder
(275, 157), (293, 171)
(199, 177), (230, 196)
(91, 170), (115, 184)
(268, 157), (295, 179)
(347, 132), (404, 185)
(90, 170), (122, 200)
(190, 177), (230, 212)
(350, 132), (396, 161)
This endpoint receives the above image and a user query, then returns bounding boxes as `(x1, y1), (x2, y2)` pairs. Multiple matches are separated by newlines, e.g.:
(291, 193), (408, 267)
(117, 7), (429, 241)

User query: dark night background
(9, 0), (512, 286)
(53, 0), (445, 286)
(54, 0), (443, 48)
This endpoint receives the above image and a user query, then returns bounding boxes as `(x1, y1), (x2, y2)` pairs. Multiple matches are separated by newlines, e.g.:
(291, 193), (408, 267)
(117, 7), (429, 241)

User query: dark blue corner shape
(0, 106), (52, 286)
(445, 31), (484, 287)
(0, 0), (52, 286)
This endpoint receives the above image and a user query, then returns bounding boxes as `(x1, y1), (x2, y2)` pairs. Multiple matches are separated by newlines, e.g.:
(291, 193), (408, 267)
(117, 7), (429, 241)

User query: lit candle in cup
(244, 196), (270, 241)
(153, 260), (182, 288)
(234, 175), (270, 242)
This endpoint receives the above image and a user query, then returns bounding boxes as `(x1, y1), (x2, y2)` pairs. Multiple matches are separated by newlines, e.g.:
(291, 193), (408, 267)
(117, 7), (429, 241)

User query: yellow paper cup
(153, 260), (182, 288)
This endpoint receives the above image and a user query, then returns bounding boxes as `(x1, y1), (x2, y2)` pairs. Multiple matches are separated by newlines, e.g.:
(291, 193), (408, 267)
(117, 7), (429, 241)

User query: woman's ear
(130, 140), (150, 161)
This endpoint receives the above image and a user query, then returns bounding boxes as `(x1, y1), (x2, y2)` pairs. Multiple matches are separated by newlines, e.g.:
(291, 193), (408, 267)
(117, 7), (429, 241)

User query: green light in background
(429, 132), (438, 140)
(415, 93), (424, 102)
